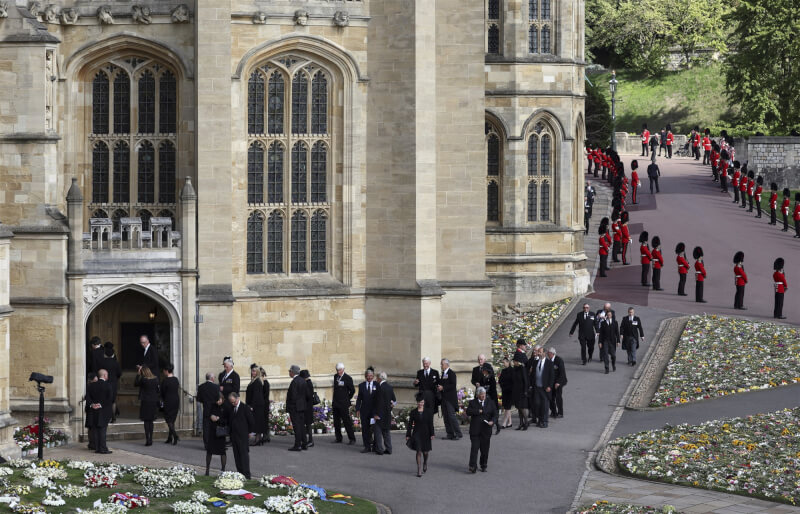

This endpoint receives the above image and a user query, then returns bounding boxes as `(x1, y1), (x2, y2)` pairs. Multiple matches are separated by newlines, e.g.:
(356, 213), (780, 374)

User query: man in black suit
(466, 386), (498, 473)
(286, 365), (308, 451)
(470, 354), (493, 389)
(597, 311), (620, 373)
(331, 363), (356, 445)
(85, 372), (98, 450)
(226, 392), (255, 479)
(569, 303), (597, 364)
(438, 359), (462, 440)
(136, 335), (159, 376)
(355, 368), (379, 453)
(87, 369), (113, 454)
(530, 346), (554, 428)
(373, 371), (396, 455)
(89, 336), (104, 374)
(619, 306), (645, 366)
(413, 357), (439, 415)
(595, 302), (616, 327)
(102, 342), (121, 423)
(197, 373), (219, 448)
(547, 348), (567, 418)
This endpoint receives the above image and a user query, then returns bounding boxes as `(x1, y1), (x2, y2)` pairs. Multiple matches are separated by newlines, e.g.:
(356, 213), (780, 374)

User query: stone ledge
(0, 412), (18, 430)
(10, 297), (70, 306)
(0, 133), (61, 143)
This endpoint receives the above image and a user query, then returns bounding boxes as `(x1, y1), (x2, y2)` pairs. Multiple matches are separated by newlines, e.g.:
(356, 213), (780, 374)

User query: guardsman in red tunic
(665, 125), (674, 159)
(693, 246), (707, 303)
(691, 127), (701, 160)
(598, 219), (610, 278)
(641, 124), (650, 157)
(702, 129), (712, 165)
(781, 188), (791, 232)
(754, 176), (764, 218)
(793, 192), (800, 238)
(630, 160), (640, 205)
(733, 251), (747, 310)
(639, 231), (652, 286)
(620, 211), (631, 265)
(594, 148), (602, 178)
(651, 236), (664, 291)
(746, 171), (755, 212)
(739, 166), (749, 208)
(611, 212), (622, 262)
(675, 242), (689, 297)
(768, 182), (778, 225)
(773, 258), (788, 319)
(731, 162), (741, 203)
(719, 151), (729, 193)
(586, 145), (594, 174)
(710, 142), (720, 181)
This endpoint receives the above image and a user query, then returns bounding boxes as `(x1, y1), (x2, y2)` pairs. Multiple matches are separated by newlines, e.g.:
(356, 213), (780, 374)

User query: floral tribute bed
(13, 418), (69, 456)
(578, 502), (679, 514)
(650, 315), (800, 407)
(490, 299), (571, 369)
(614, 408), (800, 505)
(0, 460), (374, 513)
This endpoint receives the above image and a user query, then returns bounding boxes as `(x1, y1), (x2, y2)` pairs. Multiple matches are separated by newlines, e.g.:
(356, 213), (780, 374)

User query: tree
(724, 0), (800, 131)
(667, 0), (730, 68)
(585, 79), (613, 148)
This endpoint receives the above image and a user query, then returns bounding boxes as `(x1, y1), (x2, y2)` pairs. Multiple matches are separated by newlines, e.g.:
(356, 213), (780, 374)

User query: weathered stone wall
(613, 133), (688, 155)
(736, 137), (800, 189)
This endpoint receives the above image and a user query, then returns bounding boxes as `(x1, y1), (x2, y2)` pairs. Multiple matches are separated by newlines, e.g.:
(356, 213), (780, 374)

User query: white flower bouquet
(24, 465), (68, 481)
(258, 475), (288, 490)
(173, 500), (210, 514)
(42, 490), (66, 506)
(58, 483), (91, 498)
(8, 501), (47, 514)
(67, 460), (96, 471)
(29, 476), (55, 489)
(263, 495), (316, 514)
(108, 492), (150, 509)
(84, 469), (118, 488)
(0, 467), (13, 476)
(225, 506), (268, 514)
(214, 471), (246, 490)
(191, 490), (211, 503)
(4, 459), (30, 468)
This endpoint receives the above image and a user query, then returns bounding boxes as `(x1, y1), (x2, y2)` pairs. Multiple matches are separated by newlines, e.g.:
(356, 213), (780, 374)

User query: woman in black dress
(405, 395), (434, 477)
(135, 366), (159, 446)
(497, 358), (513, 429)
(260, 367), (271, 443)
(205, 393), (228, 475)
(161, 363), (180, 445)
(246, 364), (267, 445)
(299, 370), (316, 447)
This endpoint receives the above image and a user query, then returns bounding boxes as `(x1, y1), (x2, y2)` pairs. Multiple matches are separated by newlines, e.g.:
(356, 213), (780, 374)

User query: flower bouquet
(82, 504), (128, 514)
(173, 500), (210, 513)
(41, 490), (66, 507)
(192, 490), (211, 503)
(491, 299), (571, 369)
(84, 469), (118, 488)
(6, 484), (31, 496)
(0, 467), (13, 477)
(67, 460), (96, 471)
(225, 506), (268, 514)
(214, 471), (246, 490)
(8, 501), (46, 514)
(4, 458), (30, 468)
(259, 475), (289, 490)
(29, 476), (55, 489)
(109, 492), (150, 509)
(58, 483), (91, 498)
(578, 502), (677, 513)
(263, 495), (316, 514)
(24, 463), (68, 481)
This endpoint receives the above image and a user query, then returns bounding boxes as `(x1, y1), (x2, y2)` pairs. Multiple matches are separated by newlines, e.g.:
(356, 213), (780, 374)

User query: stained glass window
(113, 72), (130, 134)
(113, 141), (130, 203)
(248, 71), (265, 134)
(291, 211), (307, 273)
(247, 211), (264, 274)
(92, 142), (109, 203)
(138, 71), (155, 133)
(248, 142), (265, 204)
(268, 142), (284, 203)
(487, 181), (499, 222)
(292, 73), (308, 134)
(158, 141), (176, 203)
(159, 71), (177, 133)
(311, 141), (327, 203)
(93, 73), (109, 134)
(310, 210), (327, 272)
(267, 211), (284, 273)
(137, 140), (155, 203)
(292, 142), (308, 203)
(311, 72), (327, 134)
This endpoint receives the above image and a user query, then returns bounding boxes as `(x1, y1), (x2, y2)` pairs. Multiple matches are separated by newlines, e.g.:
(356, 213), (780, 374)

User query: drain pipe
(194, 276), (201, 435)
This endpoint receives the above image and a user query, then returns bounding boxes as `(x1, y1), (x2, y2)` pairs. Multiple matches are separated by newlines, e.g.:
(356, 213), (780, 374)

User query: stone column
(0, 223), (17, 459)
(66, 178), (83, 271)
(179, 176), (198, 427)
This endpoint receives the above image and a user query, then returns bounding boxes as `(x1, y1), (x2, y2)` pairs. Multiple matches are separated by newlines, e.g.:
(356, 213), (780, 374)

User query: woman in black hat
(639, 231), (651, 287)
(675, 243), (689, 296)
(773, 258), (788, 319)
(733, 251), (747, 309)
(693, 247), (707, 303)
(651, 236), (664, 291)
(161, 363), (181, 445)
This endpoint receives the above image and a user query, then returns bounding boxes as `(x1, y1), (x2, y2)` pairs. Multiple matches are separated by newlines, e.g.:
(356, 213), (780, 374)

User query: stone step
(78, 419), (194, 442)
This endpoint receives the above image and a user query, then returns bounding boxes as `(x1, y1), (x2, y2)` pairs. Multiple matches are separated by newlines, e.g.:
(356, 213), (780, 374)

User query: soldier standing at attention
(665, 125), (674, 159)
(598, 219), (610, 278)
(746, 171), (755, 212)
(641, 124), (650, 156)
(650, 236), (664, 291)
(773, 258), (787, 319)
(675, 243), (689, 297)
(719, 150), (729, 193)
(754, 176), (764, 219)
(739, 165), (749, 208)
(692, 126), (701, 160)
(630, 160), (639, 205)
(733, 251), (748, 310)
(731, 162), (741, 204)
(769, 183), (778, 225)
(702, 129), (712, 165)
(781, 188), (791, 232)
(639, 231), (651, 287)
(620, 211), (631, 266)
(794, 193), (800, 238)
(710, 142), (720, 182)
(611, 211), (622, 263)
(693, 247), (707, 303)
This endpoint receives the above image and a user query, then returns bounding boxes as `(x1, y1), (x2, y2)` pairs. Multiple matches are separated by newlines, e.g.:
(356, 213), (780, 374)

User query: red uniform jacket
(782, 197), (790, 215)
(599, 236), (609, 256)
(692, 134), (701, 147)
(694, 261), (706, 282)
(711, 151), (719, 167)
(621, 224), (631, 244)
(747, 179), (754, 196)
(640, 245), (651, 265)
(732, 170), (740, 187)
(702, 137), (711, 151)
(740, 178), (748, 193)
(666, 132), (674, 146)
(770, 193), (778, 210)
(794, 203), (800, 221)
(773, 271), (788, 294)
(612, 222), (621, 242)
(677, 256), (690, 275)
(754, 186), (763, 202)
(593, 150), (602, 165)
(631, 171), (639, 186)
(652, 249), (664, 269)
(734, 265), (747, 286)
(641, 129), (650, 144)
(720, 161), (729, 178)
(605, 231), (612, 247)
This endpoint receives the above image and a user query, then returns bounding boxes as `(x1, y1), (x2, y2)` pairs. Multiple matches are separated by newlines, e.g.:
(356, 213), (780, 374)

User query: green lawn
(757, 191), (798, 229)
(588, 64), (737, 135)
(0, 463), (374, 513)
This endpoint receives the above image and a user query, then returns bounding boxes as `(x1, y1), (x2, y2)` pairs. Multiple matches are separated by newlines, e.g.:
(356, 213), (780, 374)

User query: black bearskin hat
(611, 209), (620, 221)
(733, 160), (741, 169)
(757, 176), (763, 185)
(642, 123), (648, 129)
(651, 236), (661, 248)
(704, 128), (710, 135)
(666, 123), (672, 132)
(733, 251), (744, 264)
(720, 149), (729, 160)
(795, 192), (800, 202)
(598, 223), (607, 236)
(748, 170), (754, 179)
(639, 231), (649, 244)
(771, 182), (778, 191)
(784, 188), (791, 197)
(631, 160), (638, 170)
(675, 242), (686, 254)
(621, 211), (630, 224)
(693, 246), (703, 259)
(774, 258), (785, 271)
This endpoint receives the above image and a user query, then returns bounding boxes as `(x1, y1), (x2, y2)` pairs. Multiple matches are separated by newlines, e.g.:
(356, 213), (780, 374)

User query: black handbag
(312, 392), (321, 406)
(215, 424), (229, 437)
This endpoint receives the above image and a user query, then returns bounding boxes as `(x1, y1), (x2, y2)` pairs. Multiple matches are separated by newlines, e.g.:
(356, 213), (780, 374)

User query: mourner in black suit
(619, 307), (645, 366)
(479, 365), (498, 414)
(439, 359), (462, 440)
(373, 372), (396, 455)
(87, 370), (113, 454)
(226, 392), (255, 479)
(569, 303), (597, 364)
(260, 367), (271, 443)
(135, 366), (160, 446)
(299, 370), (316, 447)
(331, 363), (356, 444)
(102, 342), (121, 422)
(547, 348), (568, 418)
(470, 354), (494, 389)
(286, 365), (308, 451)
(597, 311), (620, 373)
(467, 387), (498, 473)
(197, 373), (220, 452)
(137, 335), (159, 376)
(89, 336), (105, 375)
(205, 393), (228, 476)
(218, 358), (240, 406)
(84, 373), (98, 450)
(246, 364), (268, 445)
(355, 368), (379, 453)
(161, 364), (181, 445)
(530, 347), (555, 428)
(510, 358), (529, 429)
(595, 303), (617, 328)
(413, 358), (440, 415)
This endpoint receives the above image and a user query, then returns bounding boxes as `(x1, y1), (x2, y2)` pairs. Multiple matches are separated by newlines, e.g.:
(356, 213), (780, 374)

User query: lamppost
(609, 70), (618, 151)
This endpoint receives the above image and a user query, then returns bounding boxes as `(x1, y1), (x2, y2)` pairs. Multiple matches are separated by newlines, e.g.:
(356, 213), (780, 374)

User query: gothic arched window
(486, 120), (503, 223)
(311, 72), (328, 134)
(248, 142), (265, 204)
(486, 0), (501, 55)
(291, 142), (308, 203)
(247, 211), (265, 274)
(113, 141), (130, 203)
(138, 71), (155, 134)
(311, 210), (327, 272)
(527, 121), (556, 222)
(268, 141), (284, 203)
(267, 211), (284, 273)
(268, 72), (284, 135)
(529, 26), (539, 54)
(291, 210), (307, 273)
(137, 140), (155, 203)
(291, 73), (308, 134)
(311, 141), (327, 203)
(92, 73), (109, 134)
(113, 72), (130, 134)
(248, 71), (265, 134)
(158, 141), (176, 203)
(159, 71), (177, 133)
(529, 0), (554, 55)
(487, 25), (500, 55)
(92, 142), (109, 203)
(487, 181), (500, 222)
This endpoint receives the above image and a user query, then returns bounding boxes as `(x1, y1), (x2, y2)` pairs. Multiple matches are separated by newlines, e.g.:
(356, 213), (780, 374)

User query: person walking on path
(620, 307), (644, 366)
(651, 236), (664, 291)
(702, 129), (712, 165)
(630, 161), (640, 205)
(773, 258), (788, 319)
(204, 393), (228, 476)
(286, 364), (308, 452)
(719, 150), (729, 193)
(733, 251), (748, 310)
(598, 220), (610, 278)
(511, 348), (529, 430)
(135, 366), (159, 447)
(569, 303), (597, 365)
(406, 395), (434, 477)
(530, 346), (554, 428)
(782, 188), (791, 232)
(769, 183), (779, 225)
(641, 124), (650, 156)
(658, 128), (667, 156)
(646, 158), (660, 194)
(675, 242), (689, 297)
(467, 387), (497, 474)
(374, 371), (396, 455)
(597, 311), (619, 374)
(438, 359), (462, 441)
(299, 369), (316, 448)
(355, 368), (379, 453)
(226, 392), (255, 480)
(611, 212), (622, 263)
(246, 364), (268, 446)
(639, 231), (651, 287)
(649, 135), (658, 156)
(161, 363), (181, 445)
(693, 246), (707, 303)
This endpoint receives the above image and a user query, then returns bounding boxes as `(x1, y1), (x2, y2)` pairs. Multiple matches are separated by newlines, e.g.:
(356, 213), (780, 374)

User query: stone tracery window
(486, 121), (503, 223)
(246, 56), (331, 275)
(486, 0), (501, 55)
(527, 121), (555, 222)
(529, 0), (554, 55)
(89, 59), (179, 227)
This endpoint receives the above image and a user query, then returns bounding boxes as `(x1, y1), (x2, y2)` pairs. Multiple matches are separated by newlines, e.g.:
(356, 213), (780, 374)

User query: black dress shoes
(360, 448), (372, 453)
(348, 439), (356, 445)
(480, 467), (487, 472)
(469, 467), (477, 474)
(332, 439), (342, 444)
(288, 447), (302, 452)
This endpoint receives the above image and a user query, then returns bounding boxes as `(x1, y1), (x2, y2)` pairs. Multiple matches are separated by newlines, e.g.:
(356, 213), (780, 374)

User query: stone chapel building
(0, 0), (586, 452)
